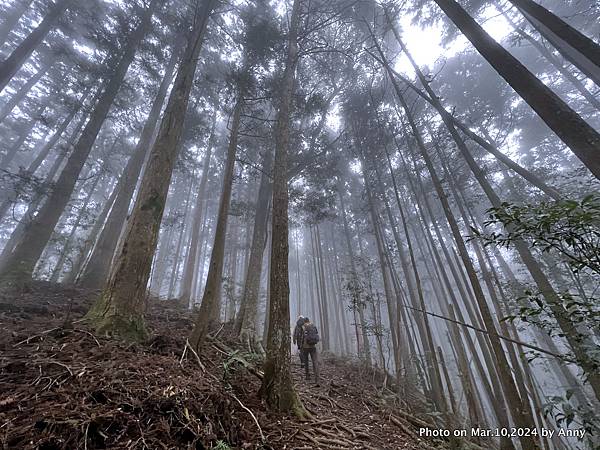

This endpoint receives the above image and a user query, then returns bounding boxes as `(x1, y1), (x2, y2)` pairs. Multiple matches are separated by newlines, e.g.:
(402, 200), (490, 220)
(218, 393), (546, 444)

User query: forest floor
(0, 282), (450, 449)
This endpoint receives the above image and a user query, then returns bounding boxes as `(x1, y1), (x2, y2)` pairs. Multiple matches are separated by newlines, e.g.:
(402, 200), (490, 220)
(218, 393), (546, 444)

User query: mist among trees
(0, 0), (599, 448)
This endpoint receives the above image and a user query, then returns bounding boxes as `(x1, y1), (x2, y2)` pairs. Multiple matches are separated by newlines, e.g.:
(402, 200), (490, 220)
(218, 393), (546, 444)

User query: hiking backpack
(304, 324), (320, 346)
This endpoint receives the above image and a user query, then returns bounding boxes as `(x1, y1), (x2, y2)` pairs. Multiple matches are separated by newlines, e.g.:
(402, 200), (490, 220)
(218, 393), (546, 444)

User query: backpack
(304, 324), (320, 346)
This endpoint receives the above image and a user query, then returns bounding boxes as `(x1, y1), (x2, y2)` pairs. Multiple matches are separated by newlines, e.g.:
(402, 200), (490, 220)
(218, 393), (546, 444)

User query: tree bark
(85, 0), (216, 341)
(258, 0), (305, 416)
(78, 50), (179, 289)
(338, 185), (372, 367)
(189, 95), (242, 349)
(237, 147), (273, 341)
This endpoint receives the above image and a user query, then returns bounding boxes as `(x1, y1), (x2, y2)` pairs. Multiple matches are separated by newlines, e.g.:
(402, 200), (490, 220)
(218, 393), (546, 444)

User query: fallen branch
(230, 393), (265, 442)
(13, 327), (60, 346)
(182, 339), (205, 372)
(74, 329), (101, 347)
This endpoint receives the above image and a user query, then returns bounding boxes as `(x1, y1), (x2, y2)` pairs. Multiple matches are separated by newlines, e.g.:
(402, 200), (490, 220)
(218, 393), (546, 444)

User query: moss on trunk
(85, 293), (148, 342)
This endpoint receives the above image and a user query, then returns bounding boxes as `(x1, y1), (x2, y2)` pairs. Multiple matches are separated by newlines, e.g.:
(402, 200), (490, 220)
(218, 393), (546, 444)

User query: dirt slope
(0, 282), (446, 449)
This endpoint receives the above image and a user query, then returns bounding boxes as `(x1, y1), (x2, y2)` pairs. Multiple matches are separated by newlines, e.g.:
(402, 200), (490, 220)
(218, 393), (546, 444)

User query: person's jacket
(293, 318), (304, 346)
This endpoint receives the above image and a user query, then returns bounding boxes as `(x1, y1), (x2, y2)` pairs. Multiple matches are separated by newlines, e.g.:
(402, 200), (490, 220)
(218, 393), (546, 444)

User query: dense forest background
(0, 0), (599, 449)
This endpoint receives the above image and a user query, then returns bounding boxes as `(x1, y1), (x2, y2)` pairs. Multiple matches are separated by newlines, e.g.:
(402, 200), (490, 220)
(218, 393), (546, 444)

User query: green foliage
(542, 394), (599, 449)
(473, 195), (600, 345)
(473, 194), (600, 276)
(474, 196), (600, 444)
(213, 440), (232, 450)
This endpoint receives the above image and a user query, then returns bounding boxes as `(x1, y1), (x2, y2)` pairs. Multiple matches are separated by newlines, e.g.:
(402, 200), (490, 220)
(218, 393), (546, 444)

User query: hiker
(301, 317), (320, 386)
(292, 315), (305, 367)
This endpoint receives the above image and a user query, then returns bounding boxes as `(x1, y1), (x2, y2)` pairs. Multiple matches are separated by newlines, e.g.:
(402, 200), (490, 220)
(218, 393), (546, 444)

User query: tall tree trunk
(385, 58), (539, 447)
(338, 185), (372, 366)
(78, 50), (179, 289)
(50, 162), (106, 282)
(314, 224), (330, 351)
(377, 146), (449, 413)
(0, 57), (52, 123)
(430, 0), (600, 180)
(379, 59), (562, 200)
(0, 0), (158, 286)
(64, 176), (120, 284)
(179, 111), (217, 305)
(0, 0), (35, 48)
(520, 8), (600, 87)
(328, 223), (351, 355)
(1, 99), (48, 168)
(496, 5), (600, 111)
(507, 0), (600, 80)
(85, 0), (216, 341)
(0, 0), (71, 93)
(237, 147), (273, 341)
(400, 31), (600, 402)
(167, 179), (195, 299)
(189, 95), (242, 349)
(0, 102), (89, 267)
(258, 0), (305, 416)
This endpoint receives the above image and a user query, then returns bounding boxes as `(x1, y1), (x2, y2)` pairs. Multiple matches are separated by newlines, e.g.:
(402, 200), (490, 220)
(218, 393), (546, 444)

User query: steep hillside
(0, 283), (450, 449)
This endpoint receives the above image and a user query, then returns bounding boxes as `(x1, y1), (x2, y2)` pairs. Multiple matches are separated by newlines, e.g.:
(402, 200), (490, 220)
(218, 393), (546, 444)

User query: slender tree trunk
(259, 0), (305, 416)
(79, 49), (179, 289)
(431, 0), (600, 180)
(1, 99), (48, 168)
(167, 180), (195, 299)
(0, 0), (72, 93)
(0, 0), (158, 286)
(85, 0), (216, 340)
(377, 146), (448, 412)
(314, 224), (330, 351)
(50, 163), (106, 282)
(0, 58), (51, 123)
(386, 60), (538, 447)
(496, 5), (600, 111)
(189, 95), (242, 348)
(338, 186), (371, 366)
(179, 111), (217, 305)
(507, 0), (600, 77)
(328, 223), (351, 355)
(238, 147), (273, 340)
(64, 177), (120, 284)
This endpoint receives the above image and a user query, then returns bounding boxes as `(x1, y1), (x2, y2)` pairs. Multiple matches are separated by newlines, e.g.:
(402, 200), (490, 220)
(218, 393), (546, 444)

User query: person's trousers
(297, 347), (304, 366)
(302, 347), (319, 383)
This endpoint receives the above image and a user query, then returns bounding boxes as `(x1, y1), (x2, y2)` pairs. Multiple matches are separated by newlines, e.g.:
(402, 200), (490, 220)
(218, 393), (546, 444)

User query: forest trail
(0, 282), (446, 449)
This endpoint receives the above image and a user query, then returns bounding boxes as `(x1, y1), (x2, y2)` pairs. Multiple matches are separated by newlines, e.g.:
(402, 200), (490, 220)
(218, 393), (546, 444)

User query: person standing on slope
(292, 315), (305, 368)
(301, 317), (320, 386)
